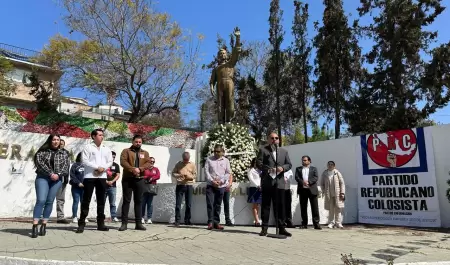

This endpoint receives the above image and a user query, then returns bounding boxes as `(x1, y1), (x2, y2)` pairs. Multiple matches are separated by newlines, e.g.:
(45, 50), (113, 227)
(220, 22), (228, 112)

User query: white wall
(0, 129), (195, 218)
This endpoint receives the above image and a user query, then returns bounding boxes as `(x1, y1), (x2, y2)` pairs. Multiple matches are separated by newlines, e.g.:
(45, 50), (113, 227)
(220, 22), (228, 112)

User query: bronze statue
(209, 27), (242, 124)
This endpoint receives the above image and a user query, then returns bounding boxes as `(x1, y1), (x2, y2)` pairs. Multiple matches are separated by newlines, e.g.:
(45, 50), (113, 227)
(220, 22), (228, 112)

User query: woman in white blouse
(247, 158), (262, 226)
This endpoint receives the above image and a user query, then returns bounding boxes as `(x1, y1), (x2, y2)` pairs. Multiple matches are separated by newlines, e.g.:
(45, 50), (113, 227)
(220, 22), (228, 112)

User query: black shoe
(31, 224), (38, 238)
(57, 219), (70, 224)
(76, 225), (84, 234)
(279, 228), (292, 237)
(225, 221), (234, 227)
(299, 225), (308, 229)
(259, 227), (268, 236)
(118, 223), (127, 231)
(97, 220), (109, 231)
(184, 221), (192, 226)
(39, 224), (47, 236)
(174, 222), (180, 227)
(286, 221), (295, 228)
(314, 225), (322, 230)
(135, 223), (147, 231)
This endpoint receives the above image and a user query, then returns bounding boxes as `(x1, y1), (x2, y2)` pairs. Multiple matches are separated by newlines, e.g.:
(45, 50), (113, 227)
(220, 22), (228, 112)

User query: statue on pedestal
(209, 27), (242, 124)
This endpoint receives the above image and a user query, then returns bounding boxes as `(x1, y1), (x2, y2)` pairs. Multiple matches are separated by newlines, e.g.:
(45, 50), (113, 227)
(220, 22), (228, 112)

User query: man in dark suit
(256, 132), (292, 237)
(295, 155), (322, 229)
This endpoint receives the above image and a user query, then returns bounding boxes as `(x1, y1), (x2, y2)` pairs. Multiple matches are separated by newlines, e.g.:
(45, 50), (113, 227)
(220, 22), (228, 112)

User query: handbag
(144, 179), (158, 195)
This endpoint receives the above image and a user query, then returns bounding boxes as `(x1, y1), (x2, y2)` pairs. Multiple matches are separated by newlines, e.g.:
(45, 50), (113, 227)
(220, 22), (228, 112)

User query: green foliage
(346, 0), (449, 135)
(148, 128), (174, 137)
(201, 123), (256, 182)
(104, 121), (129, 135)
(0, 56), (16, 96)
(309, 122), (334, 142)
(313, 0), (361, 139)
(24, 72), (58, 112)
(0, 106), (27, 122)
(288, 1), (312, 142)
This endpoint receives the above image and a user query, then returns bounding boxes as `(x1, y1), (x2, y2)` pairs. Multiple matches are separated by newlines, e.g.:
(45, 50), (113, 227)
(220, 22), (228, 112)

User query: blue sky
(1, 0), (450, 129)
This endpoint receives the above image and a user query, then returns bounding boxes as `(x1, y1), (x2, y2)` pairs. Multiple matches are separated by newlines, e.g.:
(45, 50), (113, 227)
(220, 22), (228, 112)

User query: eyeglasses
(271, 137), (279, 140)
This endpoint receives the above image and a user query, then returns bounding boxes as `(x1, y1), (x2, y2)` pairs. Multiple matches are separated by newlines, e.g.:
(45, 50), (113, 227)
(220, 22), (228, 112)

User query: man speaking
(256, 132), (292, 237)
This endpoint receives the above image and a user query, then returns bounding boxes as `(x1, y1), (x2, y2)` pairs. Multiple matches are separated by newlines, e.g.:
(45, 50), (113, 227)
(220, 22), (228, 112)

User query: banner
(357, 127), (441, 227)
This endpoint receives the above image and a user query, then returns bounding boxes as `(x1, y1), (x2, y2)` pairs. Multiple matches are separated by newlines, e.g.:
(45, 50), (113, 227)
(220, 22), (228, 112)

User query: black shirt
(107, 162), (121, 187)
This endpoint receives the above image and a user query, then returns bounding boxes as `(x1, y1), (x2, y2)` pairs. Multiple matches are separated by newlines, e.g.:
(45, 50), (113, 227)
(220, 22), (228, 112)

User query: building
(78, 104), (131, 121)
(58, 96), (91, 115)
(0, 43), (62, 110)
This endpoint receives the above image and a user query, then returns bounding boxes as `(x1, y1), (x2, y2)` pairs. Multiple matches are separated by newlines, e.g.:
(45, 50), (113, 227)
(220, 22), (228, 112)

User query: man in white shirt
(294, 155), (321, 230)
(76, 129), (113, 233)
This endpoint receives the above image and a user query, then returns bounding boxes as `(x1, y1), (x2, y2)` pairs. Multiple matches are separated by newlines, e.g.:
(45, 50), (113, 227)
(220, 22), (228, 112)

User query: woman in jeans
(31, 134), (70, 238)
(141, 157), (160, 224)
(69, 153), (86, 223)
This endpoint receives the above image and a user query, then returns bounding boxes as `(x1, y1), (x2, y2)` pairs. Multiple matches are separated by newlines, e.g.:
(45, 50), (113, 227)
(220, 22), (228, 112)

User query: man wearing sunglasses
(256, 133), (292, 237)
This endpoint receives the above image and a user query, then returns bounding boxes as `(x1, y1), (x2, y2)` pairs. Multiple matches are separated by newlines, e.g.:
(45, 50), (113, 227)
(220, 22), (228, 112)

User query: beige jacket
(320, 169), (346, 209)
(172, 161), (196, 185)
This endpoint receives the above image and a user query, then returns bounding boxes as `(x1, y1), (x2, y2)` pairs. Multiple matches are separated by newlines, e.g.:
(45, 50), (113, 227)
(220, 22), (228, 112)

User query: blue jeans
(142, 192), (154, 219)
(71, 186), (84, 218)
(33, 176), (62, 220)
(175, 185), (193, 223)
(206, 185), (225, 225)
(105, 187), (117, 218)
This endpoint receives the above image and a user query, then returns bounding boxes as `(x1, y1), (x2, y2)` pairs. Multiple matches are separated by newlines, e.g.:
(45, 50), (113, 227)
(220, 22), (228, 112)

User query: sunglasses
(271, 137), (279, 140)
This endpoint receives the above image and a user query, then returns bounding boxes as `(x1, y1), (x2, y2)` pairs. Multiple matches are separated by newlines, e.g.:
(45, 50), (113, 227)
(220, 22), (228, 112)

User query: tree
(309, 121), (334, 142)
(41, 0), (202, 123)
(140, 109), (182, 129)
(289, 1), (312, 143)
(0, 56), (16, 96)
(266, 0), (285, 145)
(347, 0), (450, 134)
(23, 71), (58, 112)
(313, 0), (362, 139)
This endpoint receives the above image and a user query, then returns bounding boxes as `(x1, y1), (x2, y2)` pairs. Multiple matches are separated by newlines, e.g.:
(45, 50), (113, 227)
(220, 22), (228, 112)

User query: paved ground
(0, 221), (449, 265)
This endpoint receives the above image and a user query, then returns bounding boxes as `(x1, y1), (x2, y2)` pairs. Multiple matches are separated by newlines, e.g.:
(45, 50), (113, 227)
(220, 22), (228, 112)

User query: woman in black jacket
(70, 153), (85, 223)
(32, 134), (70, 238)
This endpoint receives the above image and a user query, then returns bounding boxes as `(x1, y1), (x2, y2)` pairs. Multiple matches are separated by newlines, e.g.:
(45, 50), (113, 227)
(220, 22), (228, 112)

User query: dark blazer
(295, 166), (319, 195)
(256, 144), (292, 189)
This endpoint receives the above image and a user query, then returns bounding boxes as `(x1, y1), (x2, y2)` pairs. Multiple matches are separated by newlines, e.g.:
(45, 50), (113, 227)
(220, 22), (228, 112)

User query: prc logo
(366, 129), (417, 168)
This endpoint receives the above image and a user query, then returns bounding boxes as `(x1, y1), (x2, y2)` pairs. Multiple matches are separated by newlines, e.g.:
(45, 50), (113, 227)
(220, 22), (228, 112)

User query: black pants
(284, 189), (292, 224)
(261, 185), (285, 228)
(206, 185), (225, 225)
(78, 178), (107, 226)
(223, 189), (231, 223)
(299, 188), (320, 225)
(175, 185), (193, 223)
(121, 177), (145, 223)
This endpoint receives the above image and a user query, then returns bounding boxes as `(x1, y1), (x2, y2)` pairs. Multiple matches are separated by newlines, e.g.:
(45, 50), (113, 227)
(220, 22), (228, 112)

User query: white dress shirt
(302, 166), (310, 188)
(81, 142), (113, 179)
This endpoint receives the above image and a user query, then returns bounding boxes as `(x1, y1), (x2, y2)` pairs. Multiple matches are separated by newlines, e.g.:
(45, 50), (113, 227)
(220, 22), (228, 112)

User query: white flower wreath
(201, 123), (257, 182)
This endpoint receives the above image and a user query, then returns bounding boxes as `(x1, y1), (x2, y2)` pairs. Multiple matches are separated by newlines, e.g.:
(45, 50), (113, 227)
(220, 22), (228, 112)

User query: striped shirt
(204, 156), (231, 188)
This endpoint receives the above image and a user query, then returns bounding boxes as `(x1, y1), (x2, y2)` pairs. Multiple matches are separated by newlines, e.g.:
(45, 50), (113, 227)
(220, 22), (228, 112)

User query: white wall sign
(357, 127), (441, 227)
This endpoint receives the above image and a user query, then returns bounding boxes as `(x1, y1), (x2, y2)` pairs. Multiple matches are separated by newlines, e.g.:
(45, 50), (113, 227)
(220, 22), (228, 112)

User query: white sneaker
(327, 223), (335, 229)
(113, 217), (119, 222)
(72, 217), (78, 223)
(336, 223), (344, 229)
(85, 218), (89, 223)
(146, 219), (152, 224)
(141, 218), (145, 224)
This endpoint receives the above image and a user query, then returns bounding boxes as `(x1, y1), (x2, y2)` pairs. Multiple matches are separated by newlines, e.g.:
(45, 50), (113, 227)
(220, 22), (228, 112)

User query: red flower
(17, 109), (39, 122)
(127, 123), (157, 135)
(21, 122), (90, 138)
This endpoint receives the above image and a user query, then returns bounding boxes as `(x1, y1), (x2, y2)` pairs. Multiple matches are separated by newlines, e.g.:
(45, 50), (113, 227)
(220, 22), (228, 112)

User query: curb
(0, 256), (167, 265)
(371, 263), (450, 265)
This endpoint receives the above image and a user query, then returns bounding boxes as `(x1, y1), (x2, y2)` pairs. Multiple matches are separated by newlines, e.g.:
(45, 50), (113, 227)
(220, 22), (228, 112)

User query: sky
(1, 0), (450, 130)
